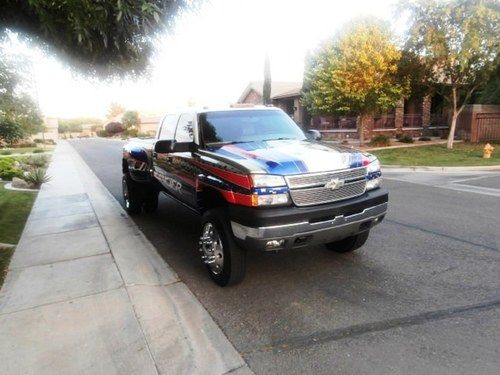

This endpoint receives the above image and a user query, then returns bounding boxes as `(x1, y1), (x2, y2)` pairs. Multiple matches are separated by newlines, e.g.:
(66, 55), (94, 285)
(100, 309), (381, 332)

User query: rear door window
(159, 114), (178, 140)
(175, 113), (195, 142)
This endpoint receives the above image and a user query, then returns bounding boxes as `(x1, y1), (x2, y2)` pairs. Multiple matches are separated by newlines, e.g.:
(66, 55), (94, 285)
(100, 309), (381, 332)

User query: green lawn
(0, 182), (37, 287)
(0, 145), (54, 155)
(372, 142), (500, 166)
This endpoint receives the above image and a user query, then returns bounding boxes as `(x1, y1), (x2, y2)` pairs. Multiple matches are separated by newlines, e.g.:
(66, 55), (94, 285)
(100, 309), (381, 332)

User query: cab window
(159, 114), (178, 140)
(175, 113), (194, 142)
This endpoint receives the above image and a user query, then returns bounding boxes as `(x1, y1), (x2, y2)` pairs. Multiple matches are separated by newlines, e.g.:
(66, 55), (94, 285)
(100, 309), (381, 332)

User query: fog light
(265, 239), (285, 250)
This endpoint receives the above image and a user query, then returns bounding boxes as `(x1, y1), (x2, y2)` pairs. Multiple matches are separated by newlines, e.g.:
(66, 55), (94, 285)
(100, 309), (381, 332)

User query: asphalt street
(71, 138), (500, 375)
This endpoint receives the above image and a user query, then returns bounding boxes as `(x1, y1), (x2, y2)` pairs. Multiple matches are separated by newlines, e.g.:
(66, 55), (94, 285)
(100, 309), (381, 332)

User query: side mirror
(154, 139), (174, 153)
(306, 129), (322, 141)
(172, 141), (195, 152)
(154, 140), (195, 153)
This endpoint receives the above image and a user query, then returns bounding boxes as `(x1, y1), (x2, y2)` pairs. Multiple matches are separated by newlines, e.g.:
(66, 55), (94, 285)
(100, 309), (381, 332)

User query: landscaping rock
(12, 177), (30, 189)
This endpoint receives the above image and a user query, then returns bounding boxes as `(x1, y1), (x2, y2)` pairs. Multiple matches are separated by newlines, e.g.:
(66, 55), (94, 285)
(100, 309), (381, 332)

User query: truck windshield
(199, 110), (306, 145)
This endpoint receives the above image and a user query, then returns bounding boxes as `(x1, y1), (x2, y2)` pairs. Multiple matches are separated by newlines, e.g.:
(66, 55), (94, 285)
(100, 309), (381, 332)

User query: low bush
(0, 150), (12, 155)
(398, 135), (414, 143)
(33, 139), (56, 145)
(26, 155), (49, 168)
(0, 158), (23, 181)
(97, 129), (109, 137)
(22, 168), (51, 188)
(369, 135), (391, 147)
(105, 122), (124, 134)
(124, 128), (139, 138)
(32, 149), (44, 153)
(12, 142), (37, 148)
(418, 136), (431, 141)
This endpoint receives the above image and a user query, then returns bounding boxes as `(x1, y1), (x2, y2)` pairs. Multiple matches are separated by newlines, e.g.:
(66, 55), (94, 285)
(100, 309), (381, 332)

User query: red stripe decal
(193, 161), (252, 190)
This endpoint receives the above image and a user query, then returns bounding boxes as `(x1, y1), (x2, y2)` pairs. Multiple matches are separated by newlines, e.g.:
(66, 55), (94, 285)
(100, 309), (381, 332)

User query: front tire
(199, 209), (246, 286)
(122, 173), (143, 215)
(325, 230), (370, 253)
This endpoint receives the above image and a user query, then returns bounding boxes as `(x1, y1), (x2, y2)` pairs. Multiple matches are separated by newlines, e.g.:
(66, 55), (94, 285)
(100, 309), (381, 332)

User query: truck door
(169, 113), (197, 206)
(153, 114), (180, 195)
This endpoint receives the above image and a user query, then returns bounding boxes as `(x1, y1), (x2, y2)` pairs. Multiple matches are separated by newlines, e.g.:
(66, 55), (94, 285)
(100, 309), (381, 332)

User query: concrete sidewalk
(0, 141), (250, 374)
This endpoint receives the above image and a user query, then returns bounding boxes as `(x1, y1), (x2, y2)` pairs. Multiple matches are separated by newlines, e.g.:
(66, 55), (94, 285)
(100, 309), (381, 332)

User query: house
(237, 81), (308, 126)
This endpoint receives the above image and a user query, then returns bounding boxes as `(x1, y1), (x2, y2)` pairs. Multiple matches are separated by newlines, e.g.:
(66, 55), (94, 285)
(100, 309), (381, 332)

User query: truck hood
(205, 139), (369, 175)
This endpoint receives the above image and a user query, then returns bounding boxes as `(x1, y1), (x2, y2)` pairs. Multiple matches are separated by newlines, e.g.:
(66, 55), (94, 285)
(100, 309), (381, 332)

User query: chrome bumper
(231, 202), (388, 251)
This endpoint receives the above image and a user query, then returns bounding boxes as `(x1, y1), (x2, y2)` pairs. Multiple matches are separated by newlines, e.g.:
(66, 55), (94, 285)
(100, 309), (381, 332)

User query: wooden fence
(473, 113), (500, 142)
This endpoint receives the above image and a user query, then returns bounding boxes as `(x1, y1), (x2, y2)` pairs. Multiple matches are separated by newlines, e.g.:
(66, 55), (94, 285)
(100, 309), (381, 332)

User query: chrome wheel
(199, 222), (224, 275)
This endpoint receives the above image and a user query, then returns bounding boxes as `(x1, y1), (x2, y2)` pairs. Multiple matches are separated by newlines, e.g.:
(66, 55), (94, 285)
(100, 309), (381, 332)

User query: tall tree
(263, 53), (271, 105)
(303, 19), (407, 144)
(0, 53), (43, 138)
(107, 102), (126, 120)
(401, 0), (499, 149)
(122, 110), (140, 129)
(0, 0), (197, 77)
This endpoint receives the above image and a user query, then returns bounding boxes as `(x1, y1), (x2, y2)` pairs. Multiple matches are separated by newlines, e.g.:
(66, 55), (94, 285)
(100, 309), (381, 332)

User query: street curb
(382, 165), (500, 172)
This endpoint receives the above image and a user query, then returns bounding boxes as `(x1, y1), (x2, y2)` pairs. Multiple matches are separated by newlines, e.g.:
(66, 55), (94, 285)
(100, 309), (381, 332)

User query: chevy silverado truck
(122, 107), (388, 286)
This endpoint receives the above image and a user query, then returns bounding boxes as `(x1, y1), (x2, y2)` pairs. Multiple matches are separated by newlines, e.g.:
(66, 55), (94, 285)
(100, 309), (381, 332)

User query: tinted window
(159, 114), (178, 140)
(199, 110), (306, 145)
(175, 113), (194, 142)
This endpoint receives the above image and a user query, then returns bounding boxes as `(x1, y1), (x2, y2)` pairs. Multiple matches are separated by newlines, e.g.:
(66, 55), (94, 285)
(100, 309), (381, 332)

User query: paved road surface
(71, 138), (500, 375)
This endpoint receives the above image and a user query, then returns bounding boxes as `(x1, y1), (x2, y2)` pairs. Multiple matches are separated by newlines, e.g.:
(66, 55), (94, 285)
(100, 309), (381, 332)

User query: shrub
(105, 122), (124, 134)
(33, 149), (44, 153)
(22, 168), (51, 188)
(398, 135), (414, 143)
(418, 136), (431, 141)
(97, 129), (109, 137)
(124, 127), (139, 138)
(32, 139), (55, 145)
(369, 135), (391, 147)
(26, 155), (49, 168)
(0, 150), (12, 155)
(12, 142), (37, 148)
(0, 158), (23, 181)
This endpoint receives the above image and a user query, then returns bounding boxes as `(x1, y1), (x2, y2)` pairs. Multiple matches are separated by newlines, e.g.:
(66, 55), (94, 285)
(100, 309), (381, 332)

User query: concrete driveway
(71, 138), (500, 375)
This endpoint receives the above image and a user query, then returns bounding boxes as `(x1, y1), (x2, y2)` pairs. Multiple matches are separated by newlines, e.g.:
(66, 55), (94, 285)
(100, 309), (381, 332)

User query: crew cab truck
(122, 107), (388, 286)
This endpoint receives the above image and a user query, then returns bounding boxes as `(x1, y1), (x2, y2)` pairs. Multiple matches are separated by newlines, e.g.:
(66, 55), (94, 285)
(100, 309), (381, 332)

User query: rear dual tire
(122, 173), (159, 215)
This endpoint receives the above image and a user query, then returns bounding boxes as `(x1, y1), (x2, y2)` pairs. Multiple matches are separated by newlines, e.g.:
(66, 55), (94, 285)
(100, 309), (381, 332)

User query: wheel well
(200, 187), (227, 212)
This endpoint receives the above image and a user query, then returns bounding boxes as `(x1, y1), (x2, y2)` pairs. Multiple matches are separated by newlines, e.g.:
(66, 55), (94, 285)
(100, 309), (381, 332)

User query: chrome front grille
(285, 168), (367, 207)
(285, 167), (366, 189)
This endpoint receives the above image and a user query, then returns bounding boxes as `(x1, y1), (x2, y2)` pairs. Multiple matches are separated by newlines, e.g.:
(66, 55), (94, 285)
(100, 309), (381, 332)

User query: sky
(4, 0), (407, 119)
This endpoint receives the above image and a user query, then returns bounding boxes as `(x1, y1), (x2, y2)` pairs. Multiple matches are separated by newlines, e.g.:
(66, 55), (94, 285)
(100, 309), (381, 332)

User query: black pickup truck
(122, 107), (388, 286)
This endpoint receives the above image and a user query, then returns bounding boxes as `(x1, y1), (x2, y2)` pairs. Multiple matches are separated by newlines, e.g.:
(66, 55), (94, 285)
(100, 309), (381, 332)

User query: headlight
(251, 174), (287, 187)
(366, 157), (382, 191)
(250, 186), (290, 206)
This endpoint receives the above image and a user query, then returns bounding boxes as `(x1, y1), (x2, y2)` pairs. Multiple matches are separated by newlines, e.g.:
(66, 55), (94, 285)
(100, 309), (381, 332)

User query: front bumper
(230, 188), (388, 251)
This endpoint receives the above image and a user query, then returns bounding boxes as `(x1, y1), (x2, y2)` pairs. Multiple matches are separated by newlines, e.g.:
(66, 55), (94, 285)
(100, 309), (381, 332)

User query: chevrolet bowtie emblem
(324, 178), (345, 190)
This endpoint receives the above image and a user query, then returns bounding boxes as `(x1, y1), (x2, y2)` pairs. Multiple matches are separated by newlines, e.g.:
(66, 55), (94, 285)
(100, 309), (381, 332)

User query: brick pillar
(394, 98), (404, 137)
(422, 95), (431, 127)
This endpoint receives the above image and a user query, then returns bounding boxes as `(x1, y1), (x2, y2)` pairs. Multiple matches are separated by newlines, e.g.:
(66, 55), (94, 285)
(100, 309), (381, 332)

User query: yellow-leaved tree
(303, 19), (408, 144)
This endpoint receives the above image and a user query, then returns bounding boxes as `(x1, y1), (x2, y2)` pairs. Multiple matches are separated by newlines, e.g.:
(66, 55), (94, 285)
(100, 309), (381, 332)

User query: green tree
(58, 117), (102, 133)
(0, 116), (24, 145)
(303, 19), (407, 144)
(122, 110), (140, 129)
(263, 54), (271, 105)
(0, 53), (43, 137)
(401, 0), (500, 149)
(0, 0), (196, 77)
